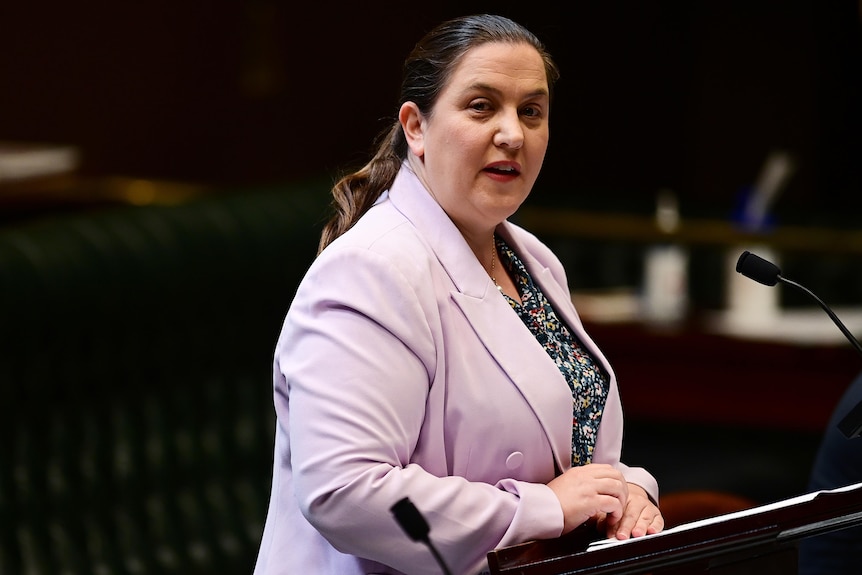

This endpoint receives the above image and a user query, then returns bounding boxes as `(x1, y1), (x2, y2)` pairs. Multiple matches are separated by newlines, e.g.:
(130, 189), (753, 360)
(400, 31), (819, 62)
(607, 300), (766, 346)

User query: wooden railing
(516, 206), (862, 255)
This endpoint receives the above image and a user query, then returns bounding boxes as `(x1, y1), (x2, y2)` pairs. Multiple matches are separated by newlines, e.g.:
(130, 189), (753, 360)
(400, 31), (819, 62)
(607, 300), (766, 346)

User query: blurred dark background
(1, 0), (860, 222)
(2, 1), (861, 573)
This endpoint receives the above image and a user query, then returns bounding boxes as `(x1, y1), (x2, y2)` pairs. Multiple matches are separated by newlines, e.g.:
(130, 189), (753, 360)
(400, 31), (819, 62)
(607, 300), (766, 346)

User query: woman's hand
(547, 463), (630, 534)
(602, 483), (664, 540)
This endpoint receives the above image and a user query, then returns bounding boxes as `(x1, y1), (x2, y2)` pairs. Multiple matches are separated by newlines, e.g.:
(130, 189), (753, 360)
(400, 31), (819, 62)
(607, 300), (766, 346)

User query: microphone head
(736, 250), (781, 286)
(390, 497), (430, 542)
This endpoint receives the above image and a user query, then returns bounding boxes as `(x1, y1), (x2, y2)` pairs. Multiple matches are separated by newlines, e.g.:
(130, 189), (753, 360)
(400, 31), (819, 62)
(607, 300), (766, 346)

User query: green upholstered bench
(0, 182), (329, 574)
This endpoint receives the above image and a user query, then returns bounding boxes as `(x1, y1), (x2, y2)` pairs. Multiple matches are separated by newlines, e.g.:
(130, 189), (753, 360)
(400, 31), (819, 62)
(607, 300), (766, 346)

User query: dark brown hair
(317, 14), (560, 254)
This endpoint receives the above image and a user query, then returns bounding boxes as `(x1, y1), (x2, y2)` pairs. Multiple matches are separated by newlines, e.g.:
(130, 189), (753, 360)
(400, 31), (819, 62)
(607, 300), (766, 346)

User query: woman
(254, 14), (663, 575)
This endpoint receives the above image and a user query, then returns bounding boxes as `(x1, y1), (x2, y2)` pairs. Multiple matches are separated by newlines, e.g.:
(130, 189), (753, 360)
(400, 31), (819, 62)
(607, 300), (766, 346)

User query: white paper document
(587, 482), (862, 552)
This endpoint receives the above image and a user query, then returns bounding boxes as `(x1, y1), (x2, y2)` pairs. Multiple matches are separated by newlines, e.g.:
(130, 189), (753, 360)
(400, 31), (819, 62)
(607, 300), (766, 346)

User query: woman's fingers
(606, 486), (664, 539)
(547, 464), (630, 533)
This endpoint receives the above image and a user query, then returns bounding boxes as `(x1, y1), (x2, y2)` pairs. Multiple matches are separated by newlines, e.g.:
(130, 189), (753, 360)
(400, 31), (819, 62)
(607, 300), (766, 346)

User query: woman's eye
(522, 106), (542, 118)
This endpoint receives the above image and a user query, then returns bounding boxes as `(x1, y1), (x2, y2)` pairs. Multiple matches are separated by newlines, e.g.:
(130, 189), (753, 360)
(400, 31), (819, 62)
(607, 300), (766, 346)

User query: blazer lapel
(388, 166), (574, 472)
(449, 290), (574, 472)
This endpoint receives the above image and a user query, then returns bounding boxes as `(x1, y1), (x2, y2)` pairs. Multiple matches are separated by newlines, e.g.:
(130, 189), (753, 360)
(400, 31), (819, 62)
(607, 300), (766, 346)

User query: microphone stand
(776, 275), (862, 359)
(737, 251), (862, 438)
(774, 274), (862, 438)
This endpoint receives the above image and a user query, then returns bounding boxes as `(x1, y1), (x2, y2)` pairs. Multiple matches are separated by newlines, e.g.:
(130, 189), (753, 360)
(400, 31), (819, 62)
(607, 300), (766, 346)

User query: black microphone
(736, 250), (862, 437)
(736, 251), (862, 358)
(735, 250), (782, 286)
(390, 497), (454, 575)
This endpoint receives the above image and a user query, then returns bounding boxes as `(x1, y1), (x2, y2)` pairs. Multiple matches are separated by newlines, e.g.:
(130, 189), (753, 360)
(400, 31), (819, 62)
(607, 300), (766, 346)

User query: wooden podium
(487, 483), (862, 575)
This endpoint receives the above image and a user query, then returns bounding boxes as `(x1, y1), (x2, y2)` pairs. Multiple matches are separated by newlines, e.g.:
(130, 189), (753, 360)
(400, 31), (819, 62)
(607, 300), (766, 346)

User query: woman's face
(401, 41), (551, 240)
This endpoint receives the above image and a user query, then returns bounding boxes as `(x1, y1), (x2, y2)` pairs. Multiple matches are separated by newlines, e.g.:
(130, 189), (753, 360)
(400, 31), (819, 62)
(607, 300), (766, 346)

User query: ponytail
(317, 123), (406, 254)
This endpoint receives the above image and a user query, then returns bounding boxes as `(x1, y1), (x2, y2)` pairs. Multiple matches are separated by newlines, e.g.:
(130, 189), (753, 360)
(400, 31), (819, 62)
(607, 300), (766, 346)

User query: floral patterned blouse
(496, 235), (609, 467)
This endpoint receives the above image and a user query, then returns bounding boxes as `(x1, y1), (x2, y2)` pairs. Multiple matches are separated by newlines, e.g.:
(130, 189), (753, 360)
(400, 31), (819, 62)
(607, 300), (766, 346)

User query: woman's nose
(493, 110), (524, 150)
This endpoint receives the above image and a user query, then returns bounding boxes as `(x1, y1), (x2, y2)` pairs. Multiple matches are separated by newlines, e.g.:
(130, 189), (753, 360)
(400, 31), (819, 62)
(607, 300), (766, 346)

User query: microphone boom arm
(736, 250), (862, 438)
(777, 275), (862, 437)
(777, 274), (862, 359)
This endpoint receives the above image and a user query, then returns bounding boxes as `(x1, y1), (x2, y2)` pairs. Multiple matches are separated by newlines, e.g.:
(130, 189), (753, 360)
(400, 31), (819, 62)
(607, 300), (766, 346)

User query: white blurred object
(740, 149), (795, 231)
(0, 141), (80, 182)
(709, 305), (862, 345)
(571, 288), (640, 323)
(643, 245), (689, 325)
(723, 150), (794, 331)
(642, 189), (688, 326)
(724, 245), (781, 328)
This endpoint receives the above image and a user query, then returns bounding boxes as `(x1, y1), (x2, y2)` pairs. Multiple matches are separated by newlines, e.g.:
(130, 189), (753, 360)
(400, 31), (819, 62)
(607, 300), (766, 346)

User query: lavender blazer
(253, 165), (658, 575)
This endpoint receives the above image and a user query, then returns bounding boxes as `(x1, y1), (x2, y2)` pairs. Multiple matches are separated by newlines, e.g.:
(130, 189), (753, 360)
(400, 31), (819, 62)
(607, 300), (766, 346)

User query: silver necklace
(490, 237), (503, 292)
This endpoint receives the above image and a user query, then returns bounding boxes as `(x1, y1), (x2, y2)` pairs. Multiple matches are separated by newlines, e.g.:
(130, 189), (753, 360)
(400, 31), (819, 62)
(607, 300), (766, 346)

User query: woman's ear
(398, 102), (425, 158)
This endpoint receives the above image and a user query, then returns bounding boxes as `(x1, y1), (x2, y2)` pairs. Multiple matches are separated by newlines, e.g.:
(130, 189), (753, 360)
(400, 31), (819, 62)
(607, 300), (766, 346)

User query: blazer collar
(387, 161), (581, 328)
(388, 163), (492, 298)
